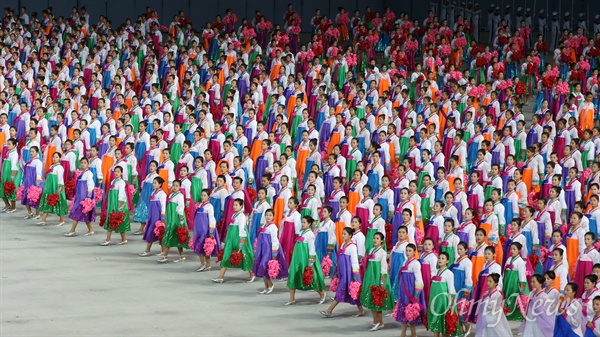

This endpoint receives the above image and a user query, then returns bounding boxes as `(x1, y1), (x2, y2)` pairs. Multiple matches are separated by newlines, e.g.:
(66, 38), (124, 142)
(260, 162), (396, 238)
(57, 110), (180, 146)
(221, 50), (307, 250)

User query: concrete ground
(0, 208), (522, 336)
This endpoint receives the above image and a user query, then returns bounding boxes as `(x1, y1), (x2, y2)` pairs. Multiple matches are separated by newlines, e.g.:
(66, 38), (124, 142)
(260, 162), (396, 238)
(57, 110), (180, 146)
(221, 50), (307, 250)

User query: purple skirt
(453, 201), (463, 223)
(491, 151), (500, 166)
(68, 180), (96, 223)
(255, 157), (268, 190)
(565, 190), (575, 221)
(193, 210), (221, 256)
(457, 231), (469, 246)
(252, 232), (289, 279)
(394, 187), (402, 207)
(324, 174), (334, 198)
(142, 200), (162, 243)
(334, 254), (362, 305)
(394, 271), (426, 323)
(21, 165), (38, 207)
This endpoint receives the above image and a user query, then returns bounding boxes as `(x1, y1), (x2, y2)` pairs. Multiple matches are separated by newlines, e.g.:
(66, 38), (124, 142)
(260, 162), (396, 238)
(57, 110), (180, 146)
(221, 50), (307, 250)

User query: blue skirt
(133, 182), (153, 223)
(366, 172), (380, 197)
(553, 314), (583, 337)
(249, 212), (262, 251)
(315, 231), (337, 277)
(390, 251), (406, 301)
(209, 197), (222, 224)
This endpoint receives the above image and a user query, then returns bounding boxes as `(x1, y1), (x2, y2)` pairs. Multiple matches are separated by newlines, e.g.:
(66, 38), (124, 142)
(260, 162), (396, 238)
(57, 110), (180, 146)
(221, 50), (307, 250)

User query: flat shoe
(36, 221), (46, 226)
(133, 231), (144, 235)
(174, 256), (186, 262)
(246, 276), (256, 283)
(352, 311), (365, 317)
(158, 257), (169, 263)
(212, 278), (224, 283)
(85, 232), (95, 236)
(283, 301), (296, 306)
(139, 252), (151, 257)
(197, 265), (206, 272)
(100, 241), (110, 246)
(65, 232), (76, 237)
(318, 295), (327, 304)
(118, 240), (128, 245)
(203, 266), (212, 272)
(320, 310), (332, 318)
(266, 285), (274, 294)
(55, 221), (64, 226)
(259, 289), (267, 294)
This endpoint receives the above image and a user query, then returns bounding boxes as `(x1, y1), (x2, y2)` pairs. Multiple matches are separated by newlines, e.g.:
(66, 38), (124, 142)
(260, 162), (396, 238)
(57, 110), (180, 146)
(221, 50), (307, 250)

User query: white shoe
(212, 278), (224, 283)
(174, 256), (186, 263)
(118, 240), (128, 245)
(246, 276), (256, 283)
(266, 285), (274, 294)
(84, 232), (95, 236)
(6, 208), (16, 213)
(32, 214), (40, 220)
(158, 257), (169, 263)
(139, 252), (151, 257)
(55, 221), (65, 227)
(197, 265), (206, 272)
(318, 295), (327, 304)
(65, 232), (76, 237)
(24, 213), (33, 219)
(259, 289), (268, 294)
(369, 323), (381, 332)
(100, 241), (110, 246)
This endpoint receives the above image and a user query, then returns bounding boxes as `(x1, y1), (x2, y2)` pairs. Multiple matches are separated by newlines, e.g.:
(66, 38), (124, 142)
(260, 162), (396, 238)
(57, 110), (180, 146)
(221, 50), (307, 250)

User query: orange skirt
(286, 96), (297, 116)
(494, 242), (504, 266)
(566, 237), (578, 280)
(250, 139), (263, 169)
(348, 190), (359, 214)
(296, 148), (310, 183)
(447, 176), (457, 192)
(378, 79), (390, 96)
(335, 221), (344, 247)
(273, 198), (285, 228)
(328, 131), (341, 155)
(215, 159), (228, 176)
(67, 128), (75, 141)
(522, 167), (532, 192)
(270, 64), (282, 82)
(101, 155), (114, 190)
(389, 141), (398, 169)
(113, 109), (122, 121)
(44, 145), (56, 172)
(158, 168), (169, 193)
(471, 255), (485, 286)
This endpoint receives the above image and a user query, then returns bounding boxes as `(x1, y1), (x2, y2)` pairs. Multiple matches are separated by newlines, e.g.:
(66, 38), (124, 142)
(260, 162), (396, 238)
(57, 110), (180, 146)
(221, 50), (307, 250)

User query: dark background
(3, 0), (598, 34)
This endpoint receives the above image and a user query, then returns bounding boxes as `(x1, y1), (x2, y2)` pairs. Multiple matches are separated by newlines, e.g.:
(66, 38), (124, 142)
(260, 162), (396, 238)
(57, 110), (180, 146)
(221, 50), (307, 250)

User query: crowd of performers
(7, 3), (600, 336)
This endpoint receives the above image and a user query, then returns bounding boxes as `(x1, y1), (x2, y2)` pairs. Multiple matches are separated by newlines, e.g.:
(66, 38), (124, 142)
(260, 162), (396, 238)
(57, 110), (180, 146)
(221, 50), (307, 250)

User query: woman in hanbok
(315, 206), (337, 278)
(503, 242), (530, 321)
(360, 232), (394, 331)
(100, 166), (129, 246)
(138, 177), (167, 257)
(133, 160), (159, 234)
(253, 209), (288, 294)
(21, 146), (42, 219)
(390, 225), (410, 300)
(427, 251), (462, 336)
(212, 198), (255, 283)
(553, 283), (584, 337)
(393, 243), (426, 336)
(470, 245), (503, 324)
(157, 180), (190, 262)
(65, 158), (96, 236)
(581, 275), (600, 327)
(285, 216), (326, 305)
(192, 189), (220, 271)
(519, 274), (555, 337)
(451, 242), (473, 335)
(320, 227), (364, 318)
(37, 152), (67, 226)
(474, 273), (513, 337)
(1, 138), (21, 212)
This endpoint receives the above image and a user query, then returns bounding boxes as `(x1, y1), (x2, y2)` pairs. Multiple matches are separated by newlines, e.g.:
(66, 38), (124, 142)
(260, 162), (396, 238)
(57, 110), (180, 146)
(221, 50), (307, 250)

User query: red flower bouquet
(153, 220), (165, 242)
(302, 265), (314, 286)
(175, 226), (189, 245)
(445, 310), (459, 335)
(370, 285), (388, 307)
(385, 223), (393, 250)
(515, 82), (526, 95)
(47, 193), (59, 207)
(108, 210), (126, 230)
(3, 181), (15, 196)
(230, 250), (243, 266)
(476, 57), (486, 68)
(536, 42), (547, 52)
(217, 248), (224, 262)
(65, 177), (76, 199)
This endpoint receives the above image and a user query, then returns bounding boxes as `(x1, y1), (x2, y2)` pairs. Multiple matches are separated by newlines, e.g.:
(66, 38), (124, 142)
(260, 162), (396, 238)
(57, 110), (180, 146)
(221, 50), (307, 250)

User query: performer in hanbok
(518, 274), (555, 337)
(21, 146), (42, 219)
(65, 158), (97, 236)
(320, 227), (364, 317)
(138, 177), (167, 257)
(285, 215), (326, 305)
(0, 138), (21, 212)
(37, 152), (67, 226)
(253, 209), (288, 294)
(100, 166), (129, 246)
(360, 232), (394, 331)
(212, 199), (255, 282)
(426, 251), (461, 336)
(157, 180), (190, 262)
(474, 273), (513, 337)
(392, 243), (426, 336)
(503, 242), (530, 321)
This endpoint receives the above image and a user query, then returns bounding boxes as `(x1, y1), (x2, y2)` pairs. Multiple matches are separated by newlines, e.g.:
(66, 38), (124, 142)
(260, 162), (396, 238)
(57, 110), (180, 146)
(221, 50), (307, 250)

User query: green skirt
(37, 174), (67, 215)
(427, 281), (462, 335)
(417, 171), (429, 194)
(263, 98), (273, 124)
(365, 228), (377, 256)
(514, 139), (523, 162)
(170, 142), (183, 167)
(220, 224), (254, 270)
(346, 159), (357, 179)
(356, 107), (365, 119)
(583, 150), (590, 170)
(440, 245), (455, 265)
(359, 260), (394, 311)
(191, 176), (203, 204)
(300, 207), (312, 219)
(103, 189), (131, 233)
(421, 197), (431, 223)
(0, 160), (21, 201)
(130, 114), (140, 133)
(161, 201), (189, 248)
(484, 185), (495, 202)
(503, 269), (529, 320)
(290, 115), (302, 141)
(287, 241), (325, 291)
(399, 137), (409, 158)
